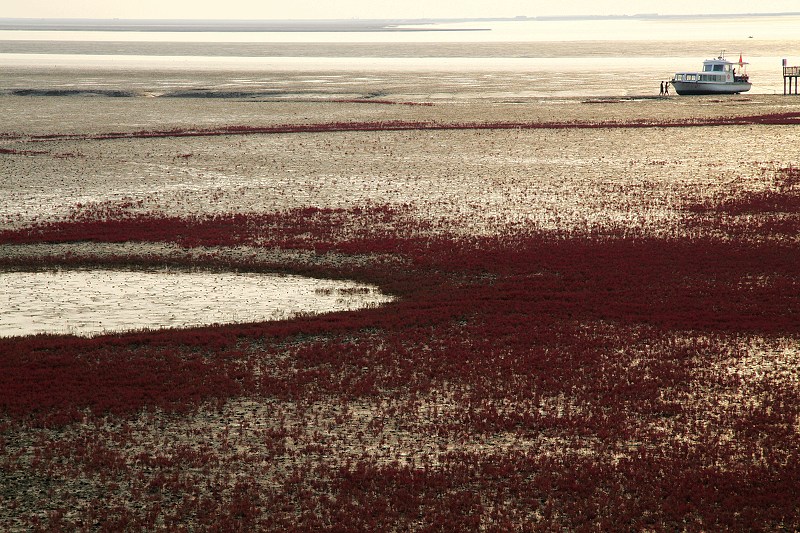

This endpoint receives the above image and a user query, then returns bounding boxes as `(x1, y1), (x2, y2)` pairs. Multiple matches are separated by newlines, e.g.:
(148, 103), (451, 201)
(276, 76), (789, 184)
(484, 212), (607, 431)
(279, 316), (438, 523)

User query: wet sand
(1, 268), (391, 337)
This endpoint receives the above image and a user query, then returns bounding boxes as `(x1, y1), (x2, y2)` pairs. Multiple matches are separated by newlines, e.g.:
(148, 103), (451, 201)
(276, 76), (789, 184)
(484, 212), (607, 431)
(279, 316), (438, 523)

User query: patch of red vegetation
(0, 336), (247, 427)
(0, 147), (83, 158)
(2, 175), (800, 529)
(10, 112), (800, 143)
(685, 166), (800, 239)
(332, 99), (435, 106)
(0, 147), (50, 156)
(689, 166), (800, 214)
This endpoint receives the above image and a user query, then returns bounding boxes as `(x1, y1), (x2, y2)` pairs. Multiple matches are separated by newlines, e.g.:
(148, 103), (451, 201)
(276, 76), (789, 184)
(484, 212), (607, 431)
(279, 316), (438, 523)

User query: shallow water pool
(0, 269), (392, 337)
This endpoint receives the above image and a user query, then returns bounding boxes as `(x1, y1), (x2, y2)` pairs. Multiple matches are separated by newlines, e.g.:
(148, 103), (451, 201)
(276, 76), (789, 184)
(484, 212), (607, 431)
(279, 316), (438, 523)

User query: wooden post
(784, 66), (800, 95)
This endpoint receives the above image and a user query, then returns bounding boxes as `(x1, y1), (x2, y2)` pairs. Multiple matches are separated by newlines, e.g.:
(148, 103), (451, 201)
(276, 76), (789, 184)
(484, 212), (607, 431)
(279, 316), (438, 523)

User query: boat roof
(704, 55), (748, 65)
(674, 53), (749, 75)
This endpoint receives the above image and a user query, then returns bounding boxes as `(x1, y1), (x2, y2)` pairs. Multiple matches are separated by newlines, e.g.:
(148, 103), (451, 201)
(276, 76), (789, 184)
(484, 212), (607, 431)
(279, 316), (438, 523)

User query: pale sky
(4, 0), (800, 20)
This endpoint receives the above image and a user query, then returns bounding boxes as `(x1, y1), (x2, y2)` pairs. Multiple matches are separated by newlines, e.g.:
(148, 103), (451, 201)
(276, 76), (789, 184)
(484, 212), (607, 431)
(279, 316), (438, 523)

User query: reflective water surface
(0, 269), (392, 337)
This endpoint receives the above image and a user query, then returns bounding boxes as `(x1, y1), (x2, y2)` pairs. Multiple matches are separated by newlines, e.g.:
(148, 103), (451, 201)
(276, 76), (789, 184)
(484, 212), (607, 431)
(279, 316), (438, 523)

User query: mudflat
(3, 91), (800, 232)
(2, 84), (800, 530)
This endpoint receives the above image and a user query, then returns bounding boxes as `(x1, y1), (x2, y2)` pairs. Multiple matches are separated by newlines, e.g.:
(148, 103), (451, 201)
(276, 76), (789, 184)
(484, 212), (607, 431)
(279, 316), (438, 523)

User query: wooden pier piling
(784, 65), (800, 95)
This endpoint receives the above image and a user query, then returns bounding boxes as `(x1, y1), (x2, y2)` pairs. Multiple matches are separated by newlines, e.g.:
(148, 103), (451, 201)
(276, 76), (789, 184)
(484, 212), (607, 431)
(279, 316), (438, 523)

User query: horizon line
(2, 12), (800, 23)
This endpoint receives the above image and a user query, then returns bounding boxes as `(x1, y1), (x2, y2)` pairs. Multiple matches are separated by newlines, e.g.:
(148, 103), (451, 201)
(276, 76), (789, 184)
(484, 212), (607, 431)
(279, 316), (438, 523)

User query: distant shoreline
(0, 20), (487, 33)
(1, 13), (799, 32)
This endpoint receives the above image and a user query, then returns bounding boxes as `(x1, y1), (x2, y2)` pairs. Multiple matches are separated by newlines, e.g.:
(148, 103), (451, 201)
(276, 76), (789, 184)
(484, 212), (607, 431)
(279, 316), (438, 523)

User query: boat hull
(671, 80), (752, 95)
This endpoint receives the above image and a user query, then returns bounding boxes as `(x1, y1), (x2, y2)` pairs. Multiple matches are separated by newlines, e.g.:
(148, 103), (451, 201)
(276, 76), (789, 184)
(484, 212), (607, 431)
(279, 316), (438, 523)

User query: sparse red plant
(332, 99), (435, 106)
(11, 112), (800, 144)
(0, 147), (50, 156)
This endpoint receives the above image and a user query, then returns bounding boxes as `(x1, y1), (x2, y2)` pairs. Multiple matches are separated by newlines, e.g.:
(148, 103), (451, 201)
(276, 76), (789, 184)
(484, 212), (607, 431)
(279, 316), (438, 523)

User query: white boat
(671, 53), (751, 95)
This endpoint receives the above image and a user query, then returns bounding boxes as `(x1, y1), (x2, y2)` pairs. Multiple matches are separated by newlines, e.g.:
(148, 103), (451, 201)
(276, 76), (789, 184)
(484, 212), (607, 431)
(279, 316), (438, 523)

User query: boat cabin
(673, 56), (748, 85)
(670, 53), (751, 95)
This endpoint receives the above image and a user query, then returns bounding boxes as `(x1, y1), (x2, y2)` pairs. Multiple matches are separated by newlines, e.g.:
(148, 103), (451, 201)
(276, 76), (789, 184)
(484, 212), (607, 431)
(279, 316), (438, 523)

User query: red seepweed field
(2, 99), (800, 530)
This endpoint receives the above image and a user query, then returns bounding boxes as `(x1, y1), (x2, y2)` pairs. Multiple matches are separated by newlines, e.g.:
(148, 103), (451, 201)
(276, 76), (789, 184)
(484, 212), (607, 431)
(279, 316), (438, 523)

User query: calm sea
(1, 16), (800, 98)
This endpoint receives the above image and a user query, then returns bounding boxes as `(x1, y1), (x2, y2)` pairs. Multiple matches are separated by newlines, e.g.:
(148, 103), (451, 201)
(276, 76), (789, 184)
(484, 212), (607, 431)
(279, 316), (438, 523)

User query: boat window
(713, 64), (724, 71)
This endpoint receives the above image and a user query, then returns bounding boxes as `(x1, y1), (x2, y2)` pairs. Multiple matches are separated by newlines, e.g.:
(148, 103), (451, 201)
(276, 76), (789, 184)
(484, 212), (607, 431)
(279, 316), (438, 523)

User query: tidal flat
(2, 86), (800, 530)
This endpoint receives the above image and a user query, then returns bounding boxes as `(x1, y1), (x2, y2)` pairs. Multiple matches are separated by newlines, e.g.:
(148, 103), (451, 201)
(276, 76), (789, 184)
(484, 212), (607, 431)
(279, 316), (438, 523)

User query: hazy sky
(5, 0), (800, 20)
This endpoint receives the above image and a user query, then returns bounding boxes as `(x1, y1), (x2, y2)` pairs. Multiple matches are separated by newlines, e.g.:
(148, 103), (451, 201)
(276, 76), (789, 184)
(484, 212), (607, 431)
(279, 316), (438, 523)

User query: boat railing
(785, 66), (800, 77)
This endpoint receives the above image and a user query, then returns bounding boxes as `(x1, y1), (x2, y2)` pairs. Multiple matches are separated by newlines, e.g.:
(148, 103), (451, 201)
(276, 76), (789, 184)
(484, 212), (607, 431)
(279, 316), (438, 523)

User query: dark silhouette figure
(660, 81), (664, 96)
(664, 81), (670, 95)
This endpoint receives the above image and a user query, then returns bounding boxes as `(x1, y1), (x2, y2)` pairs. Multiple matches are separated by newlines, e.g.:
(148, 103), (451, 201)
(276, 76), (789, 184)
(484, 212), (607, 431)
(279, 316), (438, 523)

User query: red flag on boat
(739, 53), (744, 67)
